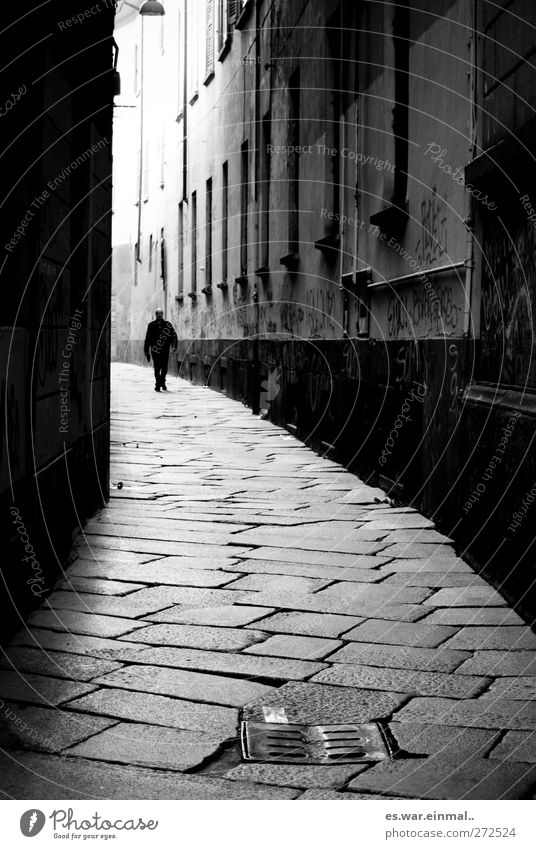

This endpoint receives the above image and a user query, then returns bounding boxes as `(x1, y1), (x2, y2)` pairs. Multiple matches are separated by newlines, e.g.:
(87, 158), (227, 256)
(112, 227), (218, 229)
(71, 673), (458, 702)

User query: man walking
(144, 308), (178, 391)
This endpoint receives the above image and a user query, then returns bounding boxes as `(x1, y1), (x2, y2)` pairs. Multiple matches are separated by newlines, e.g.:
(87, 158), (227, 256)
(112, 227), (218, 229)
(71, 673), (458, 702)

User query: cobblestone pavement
(2, 363), (536, 800)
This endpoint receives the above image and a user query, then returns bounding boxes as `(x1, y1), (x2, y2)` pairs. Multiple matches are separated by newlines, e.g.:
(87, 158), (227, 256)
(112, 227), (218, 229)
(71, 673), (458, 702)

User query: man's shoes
(161, 384), (168, 391)
(154, 385), (160, 392)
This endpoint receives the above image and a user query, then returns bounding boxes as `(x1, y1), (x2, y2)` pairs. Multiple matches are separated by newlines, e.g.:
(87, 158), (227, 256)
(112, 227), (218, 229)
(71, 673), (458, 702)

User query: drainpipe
(463, 0), (477, 340)
(181, 0), (188, 201)
(252, 1), (261, 415)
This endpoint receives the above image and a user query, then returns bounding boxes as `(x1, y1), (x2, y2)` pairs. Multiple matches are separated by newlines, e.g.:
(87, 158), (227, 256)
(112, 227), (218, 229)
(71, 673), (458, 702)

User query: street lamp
(140, 1), (165, 14)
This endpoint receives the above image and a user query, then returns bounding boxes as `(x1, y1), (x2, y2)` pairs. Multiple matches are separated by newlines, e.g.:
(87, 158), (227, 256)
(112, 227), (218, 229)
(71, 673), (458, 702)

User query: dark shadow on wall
(0, 1), (116, 642)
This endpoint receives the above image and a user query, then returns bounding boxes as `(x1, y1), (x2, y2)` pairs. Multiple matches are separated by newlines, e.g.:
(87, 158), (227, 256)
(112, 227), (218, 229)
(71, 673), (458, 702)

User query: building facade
(113, 0), (536, 620)
(0, 0), (115, 638)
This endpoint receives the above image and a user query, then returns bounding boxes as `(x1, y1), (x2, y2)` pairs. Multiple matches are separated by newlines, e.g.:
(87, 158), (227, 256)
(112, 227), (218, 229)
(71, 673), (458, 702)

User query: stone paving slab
(378, 572), (489, 588)
(394, 697), (536, 730)
(244, 634), (342, 660)
(425, 587), (508, 608)
(90, 514), (255, 535)
(443, 627), (536, 651)
(27, 609), (150, 639)
(489, 731), (536, 763)
(11, 629), (151, 662)
(246, 611), (363, 638)
(0, 672), (96, 707)
(0, 704), (117, 753)
(223, 573), (332, 594)
(389, 721), (500, 757)
(93, 664), (276, 707)
(484, 677), (536, 700)
(312, 665), (489, 698)
(223, 762), (368, 790)
(379, 558), (474, 573)
(226, 559), (386, 582)
(82, 522), (241, 547)
(65, 723), (222, 772)
(124, 645), (325, 680)
(347, 756), (536, 799)
(66, 688), (238, 736)
(297, 789), (399, 800)
(328, 643), (470, 672)
(0, 647), (122, 682)
(380, 530), (453, 543)
(343, 620), (457, 648)
(56, 577), (147, 595)
(244, 547), (388, 566)
(123, 623), (268, 650)
(128, 586), (247, 611)
(455, 650), (536, 677)
(242, 682), (407, 724)
(315, 582), (432, 605)
(68, 557), (240, 582)
(75, 537), (253, 559)
(421, 608), (526, 626)
(143, 604), (274, 627)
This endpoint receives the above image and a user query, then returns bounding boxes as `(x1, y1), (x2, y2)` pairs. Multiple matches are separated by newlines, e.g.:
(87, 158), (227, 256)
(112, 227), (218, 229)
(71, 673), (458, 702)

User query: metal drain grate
(240, 721), (392, 764)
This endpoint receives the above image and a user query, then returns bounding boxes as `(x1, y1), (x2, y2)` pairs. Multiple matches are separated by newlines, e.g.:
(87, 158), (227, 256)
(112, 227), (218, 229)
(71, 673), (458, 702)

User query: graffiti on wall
(377, 280), (462, 340)
(0, 329), (27, 493)
(481, 215), (535, 386)
(414, 188), (448, 268)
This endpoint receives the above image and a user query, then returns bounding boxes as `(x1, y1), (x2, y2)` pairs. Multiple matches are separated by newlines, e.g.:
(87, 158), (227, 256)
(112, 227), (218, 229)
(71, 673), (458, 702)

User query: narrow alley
(1, 364), (536, 801)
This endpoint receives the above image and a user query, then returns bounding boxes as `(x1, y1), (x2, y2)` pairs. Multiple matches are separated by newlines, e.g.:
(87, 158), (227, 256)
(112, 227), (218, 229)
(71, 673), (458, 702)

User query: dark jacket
(144, 319), (178, 357)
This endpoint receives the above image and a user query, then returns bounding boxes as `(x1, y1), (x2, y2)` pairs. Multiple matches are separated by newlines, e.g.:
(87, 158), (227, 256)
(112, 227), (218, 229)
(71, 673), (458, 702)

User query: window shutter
(206, 0), (215, 76)
(228, 0), (239, 26)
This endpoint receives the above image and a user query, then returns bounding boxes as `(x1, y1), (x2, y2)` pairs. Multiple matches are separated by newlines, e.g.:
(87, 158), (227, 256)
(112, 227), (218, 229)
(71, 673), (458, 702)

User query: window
(327, 4), (355, 219)
(149, 234), (153, 271)
(191, 190), (197, 293)
(160, 125), (165, 189)
(222, 161), (229, 283)
(178, 203), (184, 297)
(160, 228), (167, 288)
(189, 1), (199, 100)
(288, 70), (300, 252)
(393, 0), (409, 205)
(142, 141), (149, 201)
(240, 141), (249, 276)
(134, 43), (140, 96)
(205, 178), (213, 287)
(228, 1), (240, 26)
(205, 0), (215, 82)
